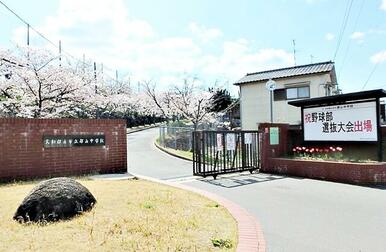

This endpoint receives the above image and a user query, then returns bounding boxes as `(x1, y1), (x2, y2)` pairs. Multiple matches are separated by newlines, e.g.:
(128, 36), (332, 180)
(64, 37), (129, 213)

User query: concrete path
(127, 128), (386, 252)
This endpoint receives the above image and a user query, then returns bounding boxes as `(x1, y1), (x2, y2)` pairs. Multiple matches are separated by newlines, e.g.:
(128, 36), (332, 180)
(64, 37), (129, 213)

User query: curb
(132, 173), (266, 252)
(154, 142), (192, 162)
(127, 124), (162, 135)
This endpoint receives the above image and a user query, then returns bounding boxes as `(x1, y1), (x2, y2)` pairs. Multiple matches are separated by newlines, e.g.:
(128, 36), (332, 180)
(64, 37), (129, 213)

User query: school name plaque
(43, 135), (105, 148)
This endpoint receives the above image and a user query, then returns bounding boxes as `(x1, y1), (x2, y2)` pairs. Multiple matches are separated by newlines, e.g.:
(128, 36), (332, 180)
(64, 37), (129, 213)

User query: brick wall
(0, 118), (127, 181)
(267, 158), (386, 185)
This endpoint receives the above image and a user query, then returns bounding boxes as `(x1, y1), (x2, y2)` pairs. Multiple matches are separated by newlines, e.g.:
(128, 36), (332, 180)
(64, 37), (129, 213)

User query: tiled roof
(234, 61), (335, 85)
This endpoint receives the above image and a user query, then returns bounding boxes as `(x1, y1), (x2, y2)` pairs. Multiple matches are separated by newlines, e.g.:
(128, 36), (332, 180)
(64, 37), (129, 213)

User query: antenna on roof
(310, 55), (314, 64)
(292, 39), (297, 66)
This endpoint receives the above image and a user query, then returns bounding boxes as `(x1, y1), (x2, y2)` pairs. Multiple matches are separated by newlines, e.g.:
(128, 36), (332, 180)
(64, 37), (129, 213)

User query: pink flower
(292, 148), (296, 152)
(336, 147), (343, 152)
(302, 147), (306, 150)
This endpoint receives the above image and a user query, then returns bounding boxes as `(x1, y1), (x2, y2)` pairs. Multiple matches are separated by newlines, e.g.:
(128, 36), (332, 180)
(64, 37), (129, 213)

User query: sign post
(265, 79), (276, 123)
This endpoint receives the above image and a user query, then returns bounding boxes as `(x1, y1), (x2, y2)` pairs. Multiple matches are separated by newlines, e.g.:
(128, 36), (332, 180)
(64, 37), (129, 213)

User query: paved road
(127, 128), (192, 180)
(127, 128), (386, 252)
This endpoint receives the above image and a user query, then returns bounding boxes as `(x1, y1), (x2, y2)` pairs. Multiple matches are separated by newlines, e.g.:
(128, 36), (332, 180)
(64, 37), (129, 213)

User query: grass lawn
(0, 179), (237, 251)
(155, 140), (193, 161)
(163, 147), (193, 160)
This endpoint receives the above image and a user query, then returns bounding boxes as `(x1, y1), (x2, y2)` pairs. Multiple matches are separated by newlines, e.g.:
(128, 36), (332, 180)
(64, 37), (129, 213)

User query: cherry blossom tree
(0, 45), (168, 126)
(141, 77), (215, 129)
(141, 79), (172, 118)
(0, 46), (95, 118)
(167, 78), (215, 129)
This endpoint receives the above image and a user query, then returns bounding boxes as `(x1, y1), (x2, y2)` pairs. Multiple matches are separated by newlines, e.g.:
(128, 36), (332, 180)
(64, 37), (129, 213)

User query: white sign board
(244, 133), (252, 144)
(216, 133), (223, 149)
(226, 133), (236, 150)
(303, 101), (378, 141)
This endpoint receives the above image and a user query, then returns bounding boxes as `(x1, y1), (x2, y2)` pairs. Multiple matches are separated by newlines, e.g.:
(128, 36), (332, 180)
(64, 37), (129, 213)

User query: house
(234, 61), (338, 129)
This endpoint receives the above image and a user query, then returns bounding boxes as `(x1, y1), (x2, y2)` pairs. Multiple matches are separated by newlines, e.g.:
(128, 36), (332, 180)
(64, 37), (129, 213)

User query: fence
(158, 126), (194, 151)
(192, 130), (262, 179)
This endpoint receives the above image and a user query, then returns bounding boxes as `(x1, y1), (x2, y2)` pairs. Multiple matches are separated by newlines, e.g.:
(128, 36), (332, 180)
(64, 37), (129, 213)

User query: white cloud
(381, 0), (386, 10)
(189, 22), (222, 43)
(350, 31), (365, 45)
(371, 50), (386, 64)
(368, 28), (386, 35)
(10, 0), (294, 92)
(325, 33), (335, 41)
(350, 31), (365, 40)
(305, 0), (325, 4)
(202, 40), (293, 80)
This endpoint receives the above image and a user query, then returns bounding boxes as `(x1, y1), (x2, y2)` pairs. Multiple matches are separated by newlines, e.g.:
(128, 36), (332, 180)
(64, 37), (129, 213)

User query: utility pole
(27, 24), (30, 46)
(82, 54), (85, 74)
(27, 24), (30, 60)
(310, 54), (314, 64)
(100, 63), (104, 86)
(94, 62), (97, 94)
(59, 40), (62, 67)
(292, 39), (297, 66)
(115, 70), (119, 86)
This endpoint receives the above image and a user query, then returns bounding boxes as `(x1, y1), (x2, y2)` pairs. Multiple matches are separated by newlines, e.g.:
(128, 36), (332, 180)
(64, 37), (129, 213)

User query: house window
(273, 88), (286, 101)
(286, 86), (310, 100)
(273, 86), (310, 101)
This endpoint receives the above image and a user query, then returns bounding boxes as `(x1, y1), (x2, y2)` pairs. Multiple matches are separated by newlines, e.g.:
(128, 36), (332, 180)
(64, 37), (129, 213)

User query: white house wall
(240, 73), (333, 129)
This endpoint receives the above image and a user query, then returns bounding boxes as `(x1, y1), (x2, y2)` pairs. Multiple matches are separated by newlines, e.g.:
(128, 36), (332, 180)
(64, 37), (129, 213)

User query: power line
(0, 0), (57, 48)
(361, 62), (379, 90)
(0, 0), (27, 25)
(337, 0), (365, 80)
(333, 0), (354, 61)
(0, 0), (129, 87)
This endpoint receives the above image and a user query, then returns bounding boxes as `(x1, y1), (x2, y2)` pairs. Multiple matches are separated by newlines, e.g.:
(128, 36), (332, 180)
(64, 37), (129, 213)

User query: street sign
(265, 79), (276, 91)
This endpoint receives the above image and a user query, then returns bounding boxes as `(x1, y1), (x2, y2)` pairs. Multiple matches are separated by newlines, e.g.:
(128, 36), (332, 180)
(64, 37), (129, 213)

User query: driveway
(127, 128), (192, 180)
(127, 128), (386, 252)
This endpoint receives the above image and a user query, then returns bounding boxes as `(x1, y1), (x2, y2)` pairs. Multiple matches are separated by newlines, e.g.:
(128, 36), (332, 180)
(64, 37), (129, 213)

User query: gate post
(258, 123), (289, 172)
(241, 132), (246, 168)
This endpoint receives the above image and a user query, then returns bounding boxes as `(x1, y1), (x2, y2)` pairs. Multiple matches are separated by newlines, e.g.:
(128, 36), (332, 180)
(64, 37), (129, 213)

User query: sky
(0, 0), (386, 95)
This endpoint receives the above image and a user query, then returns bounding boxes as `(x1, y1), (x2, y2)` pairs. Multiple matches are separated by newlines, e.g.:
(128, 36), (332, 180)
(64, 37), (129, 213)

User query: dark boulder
(14, 177), (96, 223)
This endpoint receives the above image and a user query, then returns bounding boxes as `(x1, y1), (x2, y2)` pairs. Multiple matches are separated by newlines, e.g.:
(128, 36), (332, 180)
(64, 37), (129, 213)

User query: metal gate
(192, 130), (262, 179)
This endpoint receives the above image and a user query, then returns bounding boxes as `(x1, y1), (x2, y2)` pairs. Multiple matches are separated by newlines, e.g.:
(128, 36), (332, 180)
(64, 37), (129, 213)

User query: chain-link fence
(158, 126), (194, 151)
